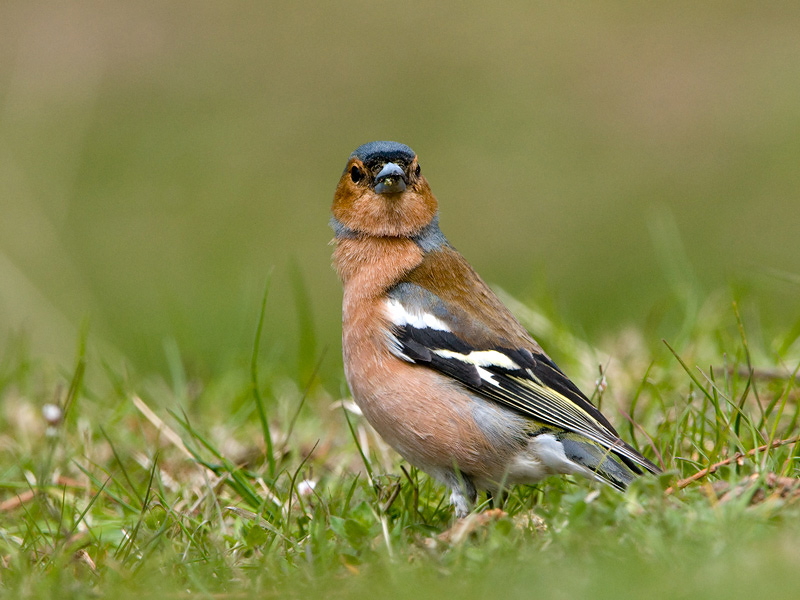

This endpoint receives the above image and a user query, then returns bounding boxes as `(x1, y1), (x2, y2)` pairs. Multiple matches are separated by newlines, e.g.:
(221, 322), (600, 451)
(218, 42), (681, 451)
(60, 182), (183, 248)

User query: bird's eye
(415, 164), (421, 177)
(350, 166), (363, 184)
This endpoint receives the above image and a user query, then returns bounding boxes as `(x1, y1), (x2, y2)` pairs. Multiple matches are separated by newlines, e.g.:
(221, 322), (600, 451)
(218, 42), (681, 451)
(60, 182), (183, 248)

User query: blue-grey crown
(350, 141), (415, 165)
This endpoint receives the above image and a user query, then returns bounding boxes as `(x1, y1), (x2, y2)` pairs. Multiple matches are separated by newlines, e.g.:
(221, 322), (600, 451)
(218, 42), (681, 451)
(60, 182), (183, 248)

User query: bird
(330, 140), (661, 517)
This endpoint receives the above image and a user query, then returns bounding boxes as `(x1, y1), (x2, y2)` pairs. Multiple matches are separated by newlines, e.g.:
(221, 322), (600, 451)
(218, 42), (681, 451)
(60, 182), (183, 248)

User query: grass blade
(252, 271), (276, 479)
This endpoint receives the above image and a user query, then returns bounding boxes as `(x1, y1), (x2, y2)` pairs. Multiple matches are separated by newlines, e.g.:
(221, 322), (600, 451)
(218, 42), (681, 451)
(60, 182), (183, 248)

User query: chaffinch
(331, 140), (660, 517)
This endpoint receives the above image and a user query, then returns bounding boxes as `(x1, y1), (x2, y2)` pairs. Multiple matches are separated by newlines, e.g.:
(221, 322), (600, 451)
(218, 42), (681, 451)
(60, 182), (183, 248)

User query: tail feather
(559, 434), (659, 490)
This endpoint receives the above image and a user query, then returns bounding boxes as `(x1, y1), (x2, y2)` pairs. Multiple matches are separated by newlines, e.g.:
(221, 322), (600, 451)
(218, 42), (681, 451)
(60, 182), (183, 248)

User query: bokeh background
(2, 1), (799, 381)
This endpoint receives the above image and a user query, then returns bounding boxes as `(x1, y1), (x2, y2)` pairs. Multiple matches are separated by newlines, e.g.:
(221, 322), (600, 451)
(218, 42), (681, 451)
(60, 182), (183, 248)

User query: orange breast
(341, 291), (520, 483)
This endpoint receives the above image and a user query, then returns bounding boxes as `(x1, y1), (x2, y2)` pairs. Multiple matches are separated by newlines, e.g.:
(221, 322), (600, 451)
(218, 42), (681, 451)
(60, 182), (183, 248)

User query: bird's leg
(444, 470), (477, 518)
(485, 488), (509, 511)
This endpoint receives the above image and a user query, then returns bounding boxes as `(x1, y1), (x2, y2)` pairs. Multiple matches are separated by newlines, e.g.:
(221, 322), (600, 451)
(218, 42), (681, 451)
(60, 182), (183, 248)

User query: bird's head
(332, 141), (438, 237)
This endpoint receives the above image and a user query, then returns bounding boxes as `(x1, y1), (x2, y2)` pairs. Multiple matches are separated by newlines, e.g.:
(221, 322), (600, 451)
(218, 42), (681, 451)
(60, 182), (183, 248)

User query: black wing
(383, 289), (660, 475)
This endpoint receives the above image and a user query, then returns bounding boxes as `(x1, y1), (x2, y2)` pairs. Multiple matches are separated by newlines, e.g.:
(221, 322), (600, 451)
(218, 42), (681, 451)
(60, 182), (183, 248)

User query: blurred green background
(2, 1), (799, 378)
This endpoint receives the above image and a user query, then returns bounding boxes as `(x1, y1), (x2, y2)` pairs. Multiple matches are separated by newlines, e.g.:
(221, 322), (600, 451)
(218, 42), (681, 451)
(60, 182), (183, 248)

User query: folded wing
(384, 282), (660, 480)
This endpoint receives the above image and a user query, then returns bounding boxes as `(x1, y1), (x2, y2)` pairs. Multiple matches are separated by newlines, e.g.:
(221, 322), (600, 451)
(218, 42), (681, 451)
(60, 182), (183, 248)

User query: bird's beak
(373, 162), (407, 194)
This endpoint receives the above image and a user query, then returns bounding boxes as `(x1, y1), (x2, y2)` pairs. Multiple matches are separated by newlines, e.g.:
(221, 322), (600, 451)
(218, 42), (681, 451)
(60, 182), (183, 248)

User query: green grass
(1, 289), (799, 599)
